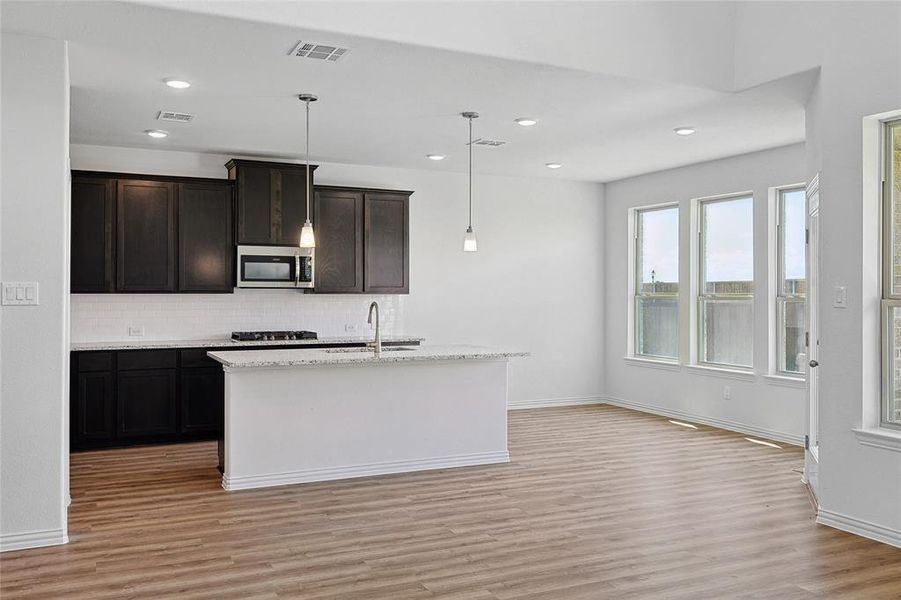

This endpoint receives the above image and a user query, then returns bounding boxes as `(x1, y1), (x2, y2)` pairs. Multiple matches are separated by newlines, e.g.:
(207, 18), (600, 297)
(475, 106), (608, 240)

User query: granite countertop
(207, 344), (529, 369)
(70, 336), (425, 352)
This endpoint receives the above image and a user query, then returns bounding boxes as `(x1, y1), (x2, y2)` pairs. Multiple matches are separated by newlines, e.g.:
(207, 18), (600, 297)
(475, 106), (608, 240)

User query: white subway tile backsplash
(71, 290), (406, 342)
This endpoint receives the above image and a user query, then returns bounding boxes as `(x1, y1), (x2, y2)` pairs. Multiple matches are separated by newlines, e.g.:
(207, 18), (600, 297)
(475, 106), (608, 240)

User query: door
(236, 165), (275, 244)
(71, 177), (115, 292)
(117, 179), (177, 292)
(278, 167), (310, 245)
(805, 175), (820, 500)
(117, 369), (178, 438)
(74, 371), (115, 445)
(178, 182), (234, 292)
(364, 192), (410, 293)
(180, 367), (223, 433)
(314, 188), (364, 293)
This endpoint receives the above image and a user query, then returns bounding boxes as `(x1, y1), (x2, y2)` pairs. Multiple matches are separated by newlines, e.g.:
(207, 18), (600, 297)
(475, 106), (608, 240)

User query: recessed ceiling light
(164, 79), (191, 89)
(145, 129), (168, 138)
(515, 118), (537, 127)
(426, 154), (446, 161)
(545, 163), (563, 169)
(674, 127), (696, 136)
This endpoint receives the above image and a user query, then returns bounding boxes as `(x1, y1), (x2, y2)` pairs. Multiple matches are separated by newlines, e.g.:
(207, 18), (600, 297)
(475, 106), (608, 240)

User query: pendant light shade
(462, 111), (479, 252)
(299, 93), (318, 248)
(463, 226), (478, 252)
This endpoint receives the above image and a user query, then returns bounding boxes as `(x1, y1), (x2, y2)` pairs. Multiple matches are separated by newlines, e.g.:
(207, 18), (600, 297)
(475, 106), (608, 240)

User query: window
(698, 196), (754, 368)
(882, 119), (901, 428)
(776, 187), (807, 375)
(633, 205), (679, 360)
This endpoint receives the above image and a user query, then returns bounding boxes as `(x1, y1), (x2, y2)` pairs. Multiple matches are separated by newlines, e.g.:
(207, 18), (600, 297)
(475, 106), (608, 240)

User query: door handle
(809, 360), (819, 368)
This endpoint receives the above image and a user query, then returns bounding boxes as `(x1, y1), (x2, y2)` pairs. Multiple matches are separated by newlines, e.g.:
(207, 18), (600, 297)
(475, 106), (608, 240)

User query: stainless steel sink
(324, 346), (418, 354)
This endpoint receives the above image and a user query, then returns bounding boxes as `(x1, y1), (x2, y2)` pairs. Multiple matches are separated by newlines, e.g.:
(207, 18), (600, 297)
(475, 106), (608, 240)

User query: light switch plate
(833, 285), (848, 308)
(2, 282), (39, 306)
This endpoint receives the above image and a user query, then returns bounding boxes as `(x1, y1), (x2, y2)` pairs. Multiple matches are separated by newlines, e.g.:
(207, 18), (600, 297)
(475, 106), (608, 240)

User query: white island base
(208, 346), (524, 491)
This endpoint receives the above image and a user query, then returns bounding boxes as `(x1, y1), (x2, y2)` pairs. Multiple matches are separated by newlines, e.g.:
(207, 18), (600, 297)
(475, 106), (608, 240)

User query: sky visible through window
(704, 197), (753, 283)
(782, 189), (806, 281)
(640, 207), (678, 284)
(640, 194), (805, 285)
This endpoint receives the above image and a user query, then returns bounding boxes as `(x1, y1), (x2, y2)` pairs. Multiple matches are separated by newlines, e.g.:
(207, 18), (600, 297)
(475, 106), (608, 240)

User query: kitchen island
(207, 345), (528, 491)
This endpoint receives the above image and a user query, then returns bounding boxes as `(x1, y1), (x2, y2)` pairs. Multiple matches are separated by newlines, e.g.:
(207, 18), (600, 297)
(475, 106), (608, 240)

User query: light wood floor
(2, 405), (900, 599)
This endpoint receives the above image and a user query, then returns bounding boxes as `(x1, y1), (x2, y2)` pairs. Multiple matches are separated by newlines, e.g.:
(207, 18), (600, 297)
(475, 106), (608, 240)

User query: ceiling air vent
(471, 138), (507, 147)
(289, 41), (349, 62)
(157, 111), (196, 123)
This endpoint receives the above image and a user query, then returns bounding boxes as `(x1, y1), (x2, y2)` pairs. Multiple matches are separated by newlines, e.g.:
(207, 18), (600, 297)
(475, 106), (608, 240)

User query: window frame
(630, 202), (680, 363)
(881, 118), (901, 430)
(696, 194), (755, 370)
(774, 185), (808, 377)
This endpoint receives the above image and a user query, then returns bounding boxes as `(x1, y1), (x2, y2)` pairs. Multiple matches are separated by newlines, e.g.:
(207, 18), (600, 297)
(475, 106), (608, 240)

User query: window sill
(762, 374), (806, 388)
(853, 428), (901, 453)
(685, 364), (756, 382)
(623, 356), (681, 372)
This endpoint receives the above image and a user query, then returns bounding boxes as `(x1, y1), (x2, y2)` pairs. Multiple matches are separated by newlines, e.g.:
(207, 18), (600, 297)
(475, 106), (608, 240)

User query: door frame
(805, 173), (821, 502)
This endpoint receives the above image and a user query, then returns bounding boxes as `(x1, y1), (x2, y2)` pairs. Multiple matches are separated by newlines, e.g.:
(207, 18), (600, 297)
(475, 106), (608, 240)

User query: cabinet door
(236, 165), (274, 244)
(277, 168), (311, 245)
(117, 180), (176, 292)
(314, 188), (363, 293)
(71, 177), (115, 292)
(117, 369), (178, 438)
(74, 371), (115, 445)
(364, 192), (410, 293)
(180, 367), (223, 433)
(178, 182), (234, 292)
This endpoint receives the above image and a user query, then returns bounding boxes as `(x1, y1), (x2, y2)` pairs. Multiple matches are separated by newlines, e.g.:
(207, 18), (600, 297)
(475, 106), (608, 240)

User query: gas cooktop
(231, 330), (318, 342)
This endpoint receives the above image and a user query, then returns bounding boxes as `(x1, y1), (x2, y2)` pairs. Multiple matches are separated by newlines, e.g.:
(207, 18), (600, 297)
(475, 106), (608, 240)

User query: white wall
(604, 143), (807, 445)
(70, 144), (606, 407)
(0, 33), (70, 551)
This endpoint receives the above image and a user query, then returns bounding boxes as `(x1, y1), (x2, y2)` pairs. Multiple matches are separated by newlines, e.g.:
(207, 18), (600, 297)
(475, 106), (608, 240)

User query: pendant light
(462, 111), (479, 252)
(298, 93), (318, 248)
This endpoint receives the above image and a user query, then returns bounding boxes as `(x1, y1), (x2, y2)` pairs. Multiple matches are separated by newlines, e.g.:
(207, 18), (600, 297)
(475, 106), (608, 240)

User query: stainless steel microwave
(236, 245), (314, 289)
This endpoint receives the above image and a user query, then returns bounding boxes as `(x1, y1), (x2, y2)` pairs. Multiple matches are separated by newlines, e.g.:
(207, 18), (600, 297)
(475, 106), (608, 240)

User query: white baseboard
(0, 528), (68, 553)
(222, 450), (511, 491)
(508, 396), (605, 410)
(817, 508), (901, 548)
(603, 396), (805, 447)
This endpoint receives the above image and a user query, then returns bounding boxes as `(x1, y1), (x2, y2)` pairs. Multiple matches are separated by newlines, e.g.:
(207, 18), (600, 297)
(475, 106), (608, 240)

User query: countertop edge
(70, 336), (425, 352)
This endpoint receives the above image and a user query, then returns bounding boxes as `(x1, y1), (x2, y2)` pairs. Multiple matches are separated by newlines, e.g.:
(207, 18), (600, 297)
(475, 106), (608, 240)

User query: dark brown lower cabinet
(75, 371), (115, 443)
(70, 340), (420, 451)
(117, 369), (178, 438)
(180, 367), (223, 433)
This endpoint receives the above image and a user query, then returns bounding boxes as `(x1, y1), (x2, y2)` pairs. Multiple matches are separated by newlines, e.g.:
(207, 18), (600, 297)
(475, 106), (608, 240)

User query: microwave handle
(294, 255), (300, 287)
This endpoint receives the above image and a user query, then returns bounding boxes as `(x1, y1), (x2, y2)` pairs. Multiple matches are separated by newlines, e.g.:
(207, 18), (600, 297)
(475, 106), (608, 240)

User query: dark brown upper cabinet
(117, 179), (177, 292)
(71, 172), (235, 295)
(178, 182), (234, 292)
(71, 177), (115, 292)
(313, 186), (364, 293)
(226, 159), (316, 246)
(364, 191), (410, 294)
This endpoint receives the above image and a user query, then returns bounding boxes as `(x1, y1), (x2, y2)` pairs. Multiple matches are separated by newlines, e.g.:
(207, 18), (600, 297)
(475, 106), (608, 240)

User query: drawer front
(77, 351), (114, 372)
(117, 349), (177, 371)
(180, 348), (227, 369)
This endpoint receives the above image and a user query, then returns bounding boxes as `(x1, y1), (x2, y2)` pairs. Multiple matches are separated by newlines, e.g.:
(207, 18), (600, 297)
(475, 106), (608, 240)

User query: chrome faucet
(367, 301), (382, 357)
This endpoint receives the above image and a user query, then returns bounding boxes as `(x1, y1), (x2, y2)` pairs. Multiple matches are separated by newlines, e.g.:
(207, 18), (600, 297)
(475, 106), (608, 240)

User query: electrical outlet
(128, 326), (145, 337)
(723, 385), (731, 400)
(345, 323), (360, 334)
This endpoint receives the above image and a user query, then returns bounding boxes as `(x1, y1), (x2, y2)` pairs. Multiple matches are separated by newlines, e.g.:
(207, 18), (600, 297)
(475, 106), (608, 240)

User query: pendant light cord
(305, 99), (311, 223)
(468, 115), (473, 229)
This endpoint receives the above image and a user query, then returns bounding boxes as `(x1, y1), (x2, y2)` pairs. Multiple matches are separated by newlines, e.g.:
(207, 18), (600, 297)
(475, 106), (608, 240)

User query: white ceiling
(1, 1), (812, 182)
